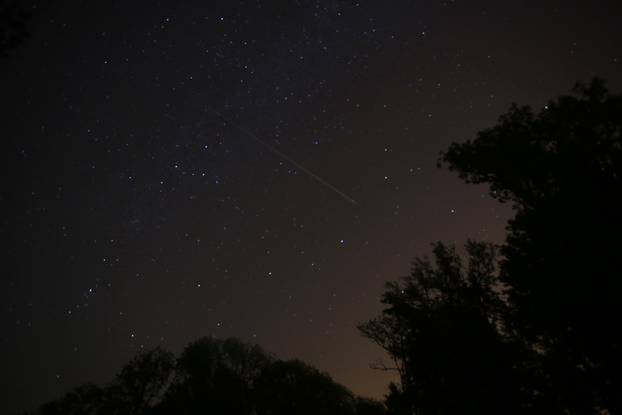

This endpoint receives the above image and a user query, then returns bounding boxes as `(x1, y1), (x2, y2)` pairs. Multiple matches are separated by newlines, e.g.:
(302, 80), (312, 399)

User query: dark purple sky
(2, 1), (621, 412)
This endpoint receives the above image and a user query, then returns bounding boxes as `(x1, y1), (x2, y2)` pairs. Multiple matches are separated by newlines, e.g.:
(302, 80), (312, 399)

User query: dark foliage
(254, 359), (356, 415)
(0, 0), (50, 56)
(25, 337), (385, 415)
(359, 241), (523, 415)
(115, 347), (175, 414)
(442, 78), (622, 413)
(361, 79), (621, 415)
(0, 1), (28, 54)
(160, 337), (271, 415)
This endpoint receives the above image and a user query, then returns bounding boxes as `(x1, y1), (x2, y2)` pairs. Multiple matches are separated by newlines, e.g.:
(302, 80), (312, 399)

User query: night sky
(2, 1), (622, 412)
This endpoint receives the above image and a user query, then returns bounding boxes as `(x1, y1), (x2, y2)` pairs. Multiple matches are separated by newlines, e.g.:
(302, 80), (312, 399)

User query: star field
(2, 1), (622, 412)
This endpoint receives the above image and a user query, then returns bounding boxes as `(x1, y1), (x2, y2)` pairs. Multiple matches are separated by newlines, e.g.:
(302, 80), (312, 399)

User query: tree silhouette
(254, 359), (357, 415)
(359, 241), (522, 415)
(113, 347), (175, 414)
(0, 0), (51, 56)
(160, 337), (272, 415)
(0, 1), (28, 54)
(354, 397), (387, 415)
(440, 78), (622, 413)
(25, 337), (385, 415)
(35, 383), (105, 415)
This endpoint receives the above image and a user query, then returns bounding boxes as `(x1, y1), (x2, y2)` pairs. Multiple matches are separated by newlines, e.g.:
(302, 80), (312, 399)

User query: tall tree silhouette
(440, 79), (622, 413)
(359, 241), (522, 415)
(113, 347), (175, 414)
(160, 337), (272, 415)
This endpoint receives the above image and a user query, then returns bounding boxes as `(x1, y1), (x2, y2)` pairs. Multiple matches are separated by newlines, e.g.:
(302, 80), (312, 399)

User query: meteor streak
(211, 109), (359, 206)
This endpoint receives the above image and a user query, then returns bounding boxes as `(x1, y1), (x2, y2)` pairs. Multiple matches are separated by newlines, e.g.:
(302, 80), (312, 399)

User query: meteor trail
(211, 109), (359, 206)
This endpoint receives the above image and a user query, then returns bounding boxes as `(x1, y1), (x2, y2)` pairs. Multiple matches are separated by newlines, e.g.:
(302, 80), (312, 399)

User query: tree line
(21, 337), (385, 415)
(22, 79), (622, 414)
